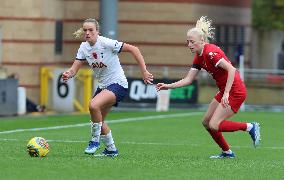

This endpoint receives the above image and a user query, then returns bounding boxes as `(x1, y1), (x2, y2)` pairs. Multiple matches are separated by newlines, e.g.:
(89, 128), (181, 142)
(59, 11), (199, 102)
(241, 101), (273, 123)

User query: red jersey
(192, 44), (244, 92)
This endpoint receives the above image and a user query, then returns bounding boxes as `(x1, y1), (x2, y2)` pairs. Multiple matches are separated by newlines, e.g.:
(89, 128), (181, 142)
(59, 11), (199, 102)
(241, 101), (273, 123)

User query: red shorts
(215, 86), (247, 113)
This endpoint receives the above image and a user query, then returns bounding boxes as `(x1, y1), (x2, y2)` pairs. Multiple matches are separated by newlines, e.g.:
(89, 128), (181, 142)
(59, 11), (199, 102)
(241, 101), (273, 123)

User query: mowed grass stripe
(0, 112), (202, 134)
(1, 138), (284, 150)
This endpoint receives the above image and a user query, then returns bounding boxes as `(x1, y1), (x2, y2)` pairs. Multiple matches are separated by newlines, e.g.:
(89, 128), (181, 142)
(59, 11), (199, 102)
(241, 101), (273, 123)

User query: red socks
(206, 121), (247, 151)
(218, 120), (247, 132)
(207, 129), (230, 151)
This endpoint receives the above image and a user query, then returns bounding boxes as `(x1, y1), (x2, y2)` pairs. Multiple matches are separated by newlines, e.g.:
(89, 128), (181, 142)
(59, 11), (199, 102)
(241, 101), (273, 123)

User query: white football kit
(76, 36), (128, 89)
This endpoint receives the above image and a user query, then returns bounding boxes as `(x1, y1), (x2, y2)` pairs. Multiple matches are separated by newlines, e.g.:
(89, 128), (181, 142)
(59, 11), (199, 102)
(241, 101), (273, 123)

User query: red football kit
(192, 44), (246, 113)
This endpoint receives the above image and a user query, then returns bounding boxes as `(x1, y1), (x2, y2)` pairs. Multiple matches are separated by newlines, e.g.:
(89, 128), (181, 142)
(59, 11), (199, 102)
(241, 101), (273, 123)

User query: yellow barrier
(40, 67), (53, 107)
(40, 67), (93, 113)
(76, 69), (93, 112)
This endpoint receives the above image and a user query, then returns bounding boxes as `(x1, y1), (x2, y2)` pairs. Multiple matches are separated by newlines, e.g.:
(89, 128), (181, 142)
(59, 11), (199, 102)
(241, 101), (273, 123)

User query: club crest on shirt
(208, 52), (218, 60)
(92, 52), (98, 59)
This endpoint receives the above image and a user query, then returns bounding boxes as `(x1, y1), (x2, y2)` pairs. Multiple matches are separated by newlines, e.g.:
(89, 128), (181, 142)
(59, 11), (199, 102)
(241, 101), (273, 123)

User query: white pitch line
(0, 138), (283, 150)
(0, 112), (202, 134)
(122, 141), (284, 150)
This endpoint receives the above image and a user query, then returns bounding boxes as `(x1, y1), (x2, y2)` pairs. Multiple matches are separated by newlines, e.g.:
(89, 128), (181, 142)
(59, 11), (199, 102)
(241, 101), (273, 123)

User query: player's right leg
(85, 90), (116, 155)
(203, 98), (234, 158)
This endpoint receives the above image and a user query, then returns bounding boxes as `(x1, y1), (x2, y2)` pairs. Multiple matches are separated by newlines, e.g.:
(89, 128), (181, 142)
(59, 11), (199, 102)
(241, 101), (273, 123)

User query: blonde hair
(187, 16), (215, 42)
(73, 18), (100, 39)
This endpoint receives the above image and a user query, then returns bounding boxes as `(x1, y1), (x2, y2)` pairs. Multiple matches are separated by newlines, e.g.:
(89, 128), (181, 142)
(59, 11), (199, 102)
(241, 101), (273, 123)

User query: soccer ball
(26, 137), (49, 157)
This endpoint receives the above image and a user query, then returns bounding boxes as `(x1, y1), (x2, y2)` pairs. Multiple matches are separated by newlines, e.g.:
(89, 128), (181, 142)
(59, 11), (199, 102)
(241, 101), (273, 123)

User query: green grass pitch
(0, 110), (283, 180)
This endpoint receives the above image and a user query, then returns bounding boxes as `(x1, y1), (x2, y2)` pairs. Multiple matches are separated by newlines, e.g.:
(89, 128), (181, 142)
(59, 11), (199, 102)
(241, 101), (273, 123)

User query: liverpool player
(156, 16), (260, 158)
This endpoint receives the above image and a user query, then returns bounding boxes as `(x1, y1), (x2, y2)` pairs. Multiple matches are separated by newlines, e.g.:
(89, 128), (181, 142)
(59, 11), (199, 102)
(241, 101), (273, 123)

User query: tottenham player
(62, 18), (153, 157)
(156, 16), (260, 158)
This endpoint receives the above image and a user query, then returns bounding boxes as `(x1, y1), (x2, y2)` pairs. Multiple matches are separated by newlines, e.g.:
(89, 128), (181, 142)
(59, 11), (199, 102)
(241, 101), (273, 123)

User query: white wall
(252, 29), (284, 69)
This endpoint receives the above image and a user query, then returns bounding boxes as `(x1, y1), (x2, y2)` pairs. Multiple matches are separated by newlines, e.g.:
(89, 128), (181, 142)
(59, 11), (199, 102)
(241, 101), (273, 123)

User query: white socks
(90, 122), (117, 151)
(101, 131), (117, 151)
(246, 123), (253, 132)
(91, 122), (102, 142)
(223, 149), (233, 154)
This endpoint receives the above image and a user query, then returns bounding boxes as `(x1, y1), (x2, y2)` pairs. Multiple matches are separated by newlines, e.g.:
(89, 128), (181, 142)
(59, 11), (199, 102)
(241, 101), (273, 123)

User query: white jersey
(76, 36), (128, 89)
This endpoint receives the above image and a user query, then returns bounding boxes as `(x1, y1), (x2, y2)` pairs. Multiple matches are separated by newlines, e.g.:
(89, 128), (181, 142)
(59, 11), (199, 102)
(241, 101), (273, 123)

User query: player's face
(187, 33), (204, 54)
(82, 22), (99, 45)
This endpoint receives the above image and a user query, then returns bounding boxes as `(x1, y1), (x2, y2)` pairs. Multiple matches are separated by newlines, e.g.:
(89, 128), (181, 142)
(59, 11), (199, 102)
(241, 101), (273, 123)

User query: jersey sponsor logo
(92, 52), (98, 59)
(91, 62), (107, 68)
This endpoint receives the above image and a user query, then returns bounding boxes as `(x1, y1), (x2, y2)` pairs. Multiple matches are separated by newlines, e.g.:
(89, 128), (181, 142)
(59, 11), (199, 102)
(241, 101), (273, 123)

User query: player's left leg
(96, 84), (127, 157)
(209, 104), (246, 132)
(210, 104), (260, 149)
(85, 90), (116, 154)
(99, 107), (119, 157)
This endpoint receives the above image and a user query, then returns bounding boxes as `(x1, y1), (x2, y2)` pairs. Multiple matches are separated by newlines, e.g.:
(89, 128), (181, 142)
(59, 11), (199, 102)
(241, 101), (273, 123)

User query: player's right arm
(62, 60), (84, 82)
(156, 68), (199, 91)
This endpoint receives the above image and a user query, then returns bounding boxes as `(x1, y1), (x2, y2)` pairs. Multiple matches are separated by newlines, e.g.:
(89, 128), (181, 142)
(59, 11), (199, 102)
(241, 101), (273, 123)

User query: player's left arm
(121, 43), (153, 84)
(217, 59), (236, 108)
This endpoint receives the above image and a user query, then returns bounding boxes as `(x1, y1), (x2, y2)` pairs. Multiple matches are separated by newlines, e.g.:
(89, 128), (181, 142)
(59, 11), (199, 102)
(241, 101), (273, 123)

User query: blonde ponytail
(187, 16), (215, 42)
(73, 28), (84, 39)
(73, 18), (100, 39)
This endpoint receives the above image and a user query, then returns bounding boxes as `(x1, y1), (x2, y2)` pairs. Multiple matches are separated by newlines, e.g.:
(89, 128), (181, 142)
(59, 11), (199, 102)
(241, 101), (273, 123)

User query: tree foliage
(252, 0), (284, 30)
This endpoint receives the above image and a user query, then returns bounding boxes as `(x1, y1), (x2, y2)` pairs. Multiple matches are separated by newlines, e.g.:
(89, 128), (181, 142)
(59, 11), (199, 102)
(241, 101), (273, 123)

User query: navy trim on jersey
(192, 64), (201, 70)
(118, 42), (124, 53)
(75, 58), (86, 61)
